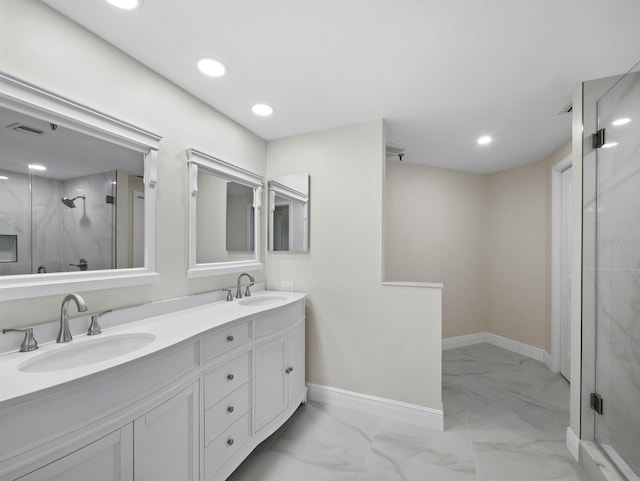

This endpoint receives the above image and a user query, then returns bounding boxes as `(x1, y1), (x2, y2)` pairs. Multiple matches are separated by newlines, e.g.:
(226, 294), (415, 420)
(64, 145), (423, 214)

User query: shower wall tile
(62, 172), (116, 271)
(0, 170), (31, 276)
(594, 268), (640, 475)
(31, 175), (63, 273)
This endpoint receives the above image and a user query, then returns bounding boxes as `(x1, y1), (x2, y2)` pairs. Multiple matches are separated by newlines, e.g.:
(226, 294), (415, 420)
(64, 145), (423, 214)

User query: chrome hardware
(235, 272), (255, 299)
(227, 405), (235, 413)
(226, 335), (234, 342)
(227, 373), (234, 381)
(227, 438), (234, 446)
(69, 258), (88, 271)
(57, 293), (88, 343)
(2, 328), (38, 352)
(289, 366), (294, 373)
(88, 309), (112, 336)
(285, 366), (294, 374)
(222, 288), (233, 302)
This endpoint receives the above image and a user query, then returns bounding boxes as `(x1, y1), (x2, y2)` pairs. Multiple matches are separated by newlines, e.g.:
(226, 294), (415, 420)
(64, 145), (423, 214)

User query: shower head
(61, 195), (86, 208)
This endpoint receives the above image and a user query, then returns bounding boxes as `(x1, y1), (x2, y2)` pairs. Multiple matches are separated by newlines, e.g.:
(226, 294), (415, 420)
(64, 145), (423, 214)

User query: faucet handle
(244, 285), (252, 297)
(88, 309), (112, 336)
(222, 289), (233, 302)
(2, 328), (38, 352)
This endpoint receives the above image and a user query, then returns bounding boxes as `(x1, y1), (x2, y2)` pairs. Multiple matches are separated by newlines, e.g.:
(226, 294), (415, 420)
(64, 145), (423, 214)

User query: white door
(254, 335), (287, 432)
(16, 426), (133, 481)
(133, 384), (199, 481)
(560, 167), (572, 380)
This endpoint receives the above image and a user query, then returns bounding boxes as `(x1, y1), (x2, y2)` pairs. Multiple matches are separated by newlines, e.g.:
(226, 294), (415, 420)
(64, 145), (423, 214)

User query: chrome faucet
(235, 273), (255, 299)
(57, 293), (88, 343)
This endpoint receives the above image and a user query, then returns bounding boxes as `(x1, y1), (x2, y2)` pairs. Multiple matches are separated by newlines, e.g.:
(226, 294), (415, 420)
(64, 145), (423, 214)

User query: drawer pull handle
(286, 366), (294, 374)
(227, 438), (234, 446)
(227, 335), (234, 342)
(227, 373), (234, 381)
(227, 405), (235, 413)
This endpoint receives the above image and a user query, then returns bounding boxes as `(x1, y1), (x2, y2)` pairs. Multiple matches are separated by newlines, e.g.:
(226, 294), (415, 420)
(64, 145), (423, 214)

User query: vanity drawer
(205, 411), (251, 480)
(202, 320), (251, 362)
(253, 300), (304, 339)
(204, 351), (251, 408)
(204, 382), (250, 444)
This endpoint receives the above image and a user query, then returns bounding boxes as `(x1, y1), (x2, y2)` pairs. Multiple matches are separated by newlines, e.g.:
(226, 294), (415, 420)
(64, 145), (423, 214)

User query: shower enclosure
(583, 61), (640, 479)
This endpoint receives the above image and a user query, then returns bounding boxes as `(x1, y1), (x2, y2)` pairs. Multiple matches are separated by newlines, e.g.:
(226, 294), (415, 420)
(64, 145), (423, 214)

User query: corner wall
(265, 121), (443, 411)
(385, 141), (571, 353)
(385, 162), (486, 339)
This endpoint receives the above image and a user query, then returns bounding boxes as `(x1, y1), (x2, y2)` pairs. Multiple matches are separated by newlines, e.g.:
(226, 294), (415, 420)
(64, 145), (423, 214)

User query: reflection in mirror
(195, 174), (254, 263)
(0, 72), (160, 300)
(187, 148), (263, 277)
(268, 173), (309, 252)
(0, 105), (145, 275)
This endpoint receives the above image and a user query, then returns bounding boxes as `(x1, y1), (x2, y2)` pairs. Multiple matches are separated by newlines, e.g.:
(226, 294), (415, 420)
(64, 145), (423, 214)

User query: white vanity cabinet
(0, 294), (306, 481)
(15, 426), (133, 481)
(133, 383), (199, 481)
(254, 304), (306, 434)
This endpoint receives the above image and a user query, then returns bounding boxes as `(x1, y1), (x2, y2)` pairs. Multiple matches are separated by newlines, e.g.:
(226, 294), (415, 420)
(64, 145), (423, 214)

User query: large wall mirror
(0, 72), (161, 301)
(268, 173), (309, 252)
(187, 149), (263, 277)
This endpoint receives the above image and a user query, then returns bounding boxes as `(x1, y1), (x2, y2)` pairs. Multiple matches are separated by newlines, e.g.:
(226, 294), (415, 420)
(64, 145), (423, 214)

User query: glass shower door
(594, 64), (640, 478)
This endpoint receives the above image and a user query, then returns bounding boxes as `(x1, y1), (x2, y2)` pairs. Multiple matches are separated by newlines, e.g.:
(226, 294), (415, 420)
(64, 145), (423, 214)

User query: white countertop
(0, 291), (306, 405)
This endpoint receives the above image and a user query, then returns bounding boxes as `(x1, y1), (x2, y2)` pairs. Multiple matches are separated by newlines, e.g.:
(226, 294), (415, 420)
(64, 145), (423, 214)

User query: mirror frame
(186, 148), (263, 277)
(0, 72), (161, 301)
(268, 179), (309, 252)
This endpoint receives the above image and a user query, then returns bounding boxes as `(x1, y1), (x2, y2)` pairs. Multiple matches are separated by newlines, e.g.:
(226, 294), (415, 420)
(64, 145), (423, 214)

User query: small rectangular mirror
(187, 149), (263, 277)
(268, 173), (310, 252)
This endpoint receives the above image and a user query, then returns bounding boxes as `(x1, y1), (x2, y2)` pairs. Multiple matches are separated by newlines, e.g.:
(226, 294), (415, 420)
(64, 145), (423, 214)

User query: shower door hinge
(592, 129), (606, 149)
(590, 392), (604, 415)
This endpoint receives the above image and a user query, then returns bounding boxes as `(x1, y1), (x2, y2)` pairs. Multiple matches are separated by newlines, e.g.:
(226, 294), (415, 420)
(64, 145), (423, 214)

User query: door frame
(551, 154), (572, 374)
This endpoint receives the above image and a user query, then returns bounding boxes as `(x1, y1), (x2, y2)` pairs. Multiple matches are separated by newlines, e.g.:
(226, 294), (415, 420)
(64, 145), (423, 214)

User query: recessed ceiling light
(252, 104), (274, 116)
(0, 175), (9, 180)
(477, 136), (492, 145)
(197, 58), (227, 78)
(612, 118), (631, 126)
(105, 0), (140, 9)
(28, 164), (46, 171)
(602, 142), (619, 149)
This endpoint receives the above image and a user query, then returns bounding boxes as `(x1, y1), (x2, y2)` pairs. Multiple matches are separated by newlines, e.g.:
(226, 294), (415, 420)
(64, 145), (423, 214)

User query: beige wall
(0, 0), (266, 327)
(385, 162), (486, 339)
(265, 121), (443, 410)
(485, 160), (548, 349)
(385, 141), (571, 352)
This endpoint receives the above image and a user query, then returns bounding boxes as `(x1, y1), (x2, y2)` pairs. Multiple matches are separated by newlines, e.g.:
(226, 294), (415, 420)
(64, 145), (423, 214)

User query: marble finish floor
(228, 343), (588, 481)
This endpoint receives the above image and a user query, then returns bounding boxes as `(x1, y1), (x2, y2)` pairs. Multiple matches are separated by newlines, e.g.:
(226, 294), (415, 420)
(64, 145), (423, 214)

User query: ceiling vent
(6, 123), (46, 136)
(386, 144), (405, 161)
(558, 102), (573, 115)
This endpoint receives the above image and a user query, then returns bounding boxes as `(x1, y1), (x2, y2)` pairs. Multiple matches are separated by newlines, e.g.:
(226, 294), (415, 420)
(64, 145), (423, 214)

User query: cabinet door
(254, 335), (287, 432)
(134, 384), (199, 481)
(287, 322), (306, 404)
(16, 425), (133, 481)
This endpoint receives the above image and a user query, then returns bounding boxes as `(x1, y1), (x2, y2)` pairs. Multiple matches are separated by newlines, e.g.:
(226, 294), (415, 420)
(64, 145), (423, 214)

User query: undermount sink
(18, 333), (156, 373)
(238, 295), (288, 307)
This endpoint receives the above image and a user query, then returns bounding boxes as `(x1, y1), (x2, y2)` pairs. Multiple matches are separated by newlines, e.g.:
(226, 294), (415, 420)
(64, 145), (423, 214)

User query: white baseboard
(542, 350), (554, 371)
(566, 427), (580, 461)
(306, 383), (444, 431)
(443, 332), (548, 364)
(486, 333), (545, 362)
(442, 332), (488, 350)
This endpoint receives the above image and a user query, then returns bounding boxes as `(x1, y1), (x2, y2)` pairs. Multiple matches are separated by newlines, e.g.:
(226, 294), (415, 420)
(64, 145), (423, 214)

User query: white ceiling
(0, 106), (143, 180)
(43, 0), (640, 173)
